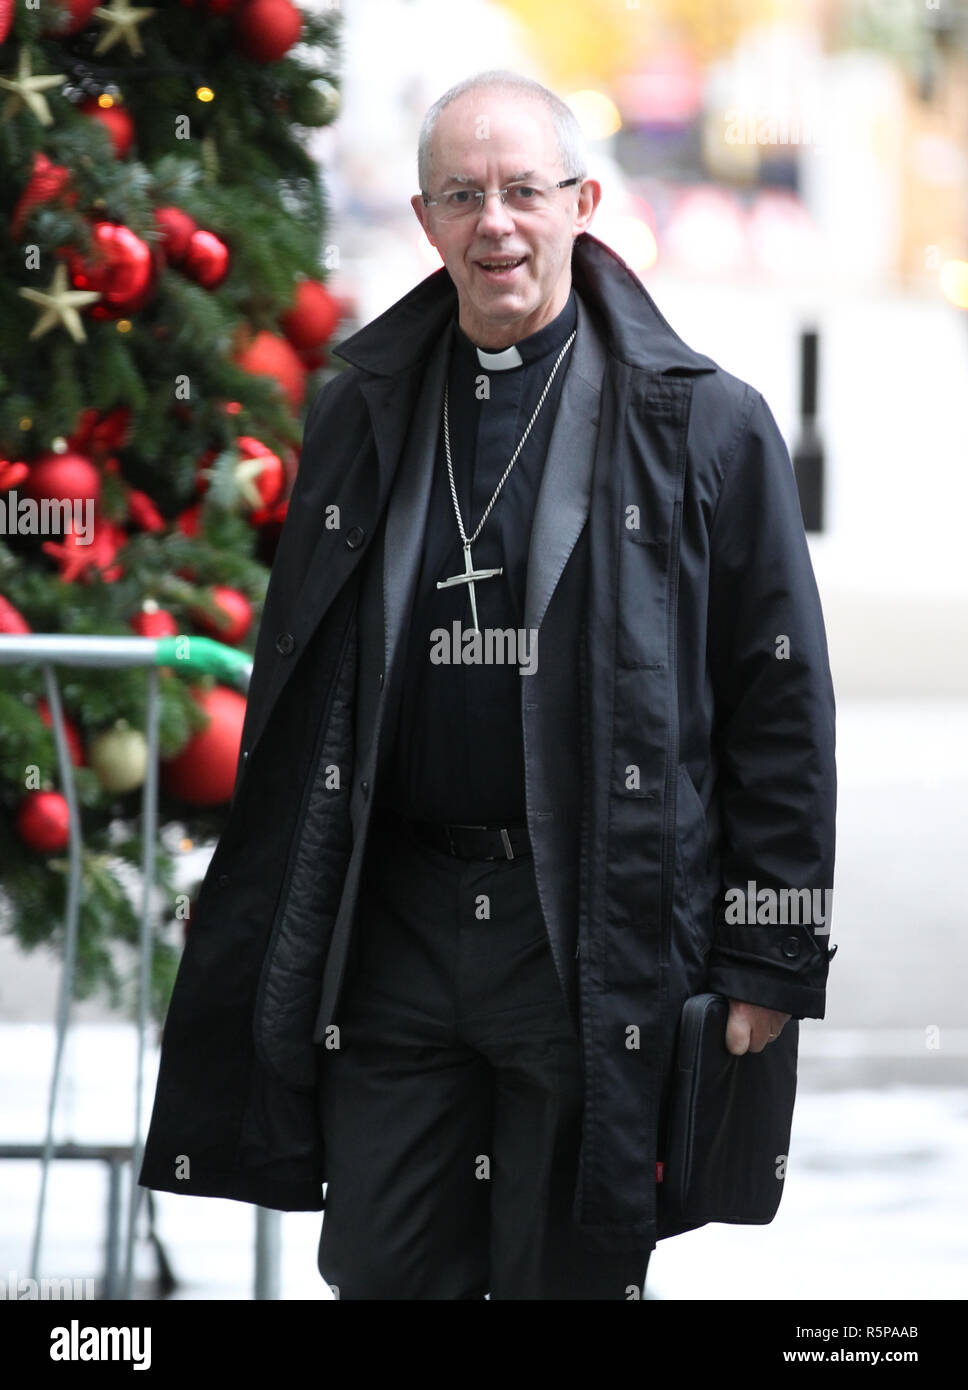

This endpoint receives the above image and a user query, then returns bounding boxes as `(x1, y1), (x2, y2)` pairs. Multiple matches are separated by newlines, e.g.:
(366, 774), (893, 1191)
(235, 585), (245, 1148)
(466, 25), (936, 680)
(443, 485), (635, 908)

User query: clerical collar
(477, 342), (524, 370)
(454, 288), (577, 371)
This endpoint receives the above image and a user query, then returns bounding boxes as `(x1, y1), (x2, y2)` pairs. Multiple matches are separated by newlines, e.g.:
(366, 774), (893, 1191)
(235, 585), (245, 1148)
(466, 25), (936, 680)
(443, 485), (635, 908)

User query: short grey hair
(417, 69), (588, 192)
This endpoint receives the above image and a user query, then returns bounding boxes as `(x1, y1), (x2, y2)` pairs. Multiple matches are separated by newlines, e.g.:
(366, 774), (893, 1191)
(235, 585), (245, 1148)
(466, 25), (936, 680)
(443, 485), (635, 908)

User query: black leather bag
(660, 992), (799, 1228)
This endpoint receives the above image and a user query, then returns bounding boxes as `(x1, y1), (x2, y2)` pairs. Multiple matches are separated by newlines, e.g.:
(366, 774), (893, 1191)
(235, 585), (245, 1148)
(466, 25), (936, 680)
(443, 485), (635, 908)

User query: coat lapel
(379, 320), (454, 687)
(523, 292), (607, 636)
(516, 295), (608, 1018)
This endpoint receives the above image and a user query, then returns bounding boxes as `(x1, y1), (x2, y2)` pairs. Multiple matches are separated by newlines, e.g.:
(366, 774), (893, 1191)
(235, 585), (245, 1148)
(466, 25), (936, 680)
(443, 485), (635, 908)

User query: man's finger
(724, 1011), (752, 1056)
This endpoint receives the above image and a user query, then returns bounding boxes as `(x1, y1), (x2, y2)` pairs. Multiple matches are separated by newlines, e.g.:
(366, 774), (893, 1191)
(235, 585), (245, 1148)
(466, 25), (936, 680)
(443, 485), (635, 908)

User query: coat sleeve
(703, 386), (837, 1019)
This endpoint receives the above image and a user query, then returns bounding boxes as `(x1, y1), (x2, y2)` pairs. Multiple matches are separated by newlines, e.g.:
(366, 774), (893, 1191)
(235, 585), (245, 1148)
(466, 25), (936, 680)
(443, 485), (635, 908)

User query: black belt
(372, 803), (532, 861)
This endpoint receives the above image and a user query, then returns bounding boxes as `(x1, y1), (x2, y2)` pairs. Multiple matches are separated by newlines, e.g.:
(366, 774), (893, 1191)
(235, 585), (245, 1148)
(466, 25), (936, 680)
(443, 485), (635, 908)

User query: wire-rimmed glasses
(421, 178), (581, 221)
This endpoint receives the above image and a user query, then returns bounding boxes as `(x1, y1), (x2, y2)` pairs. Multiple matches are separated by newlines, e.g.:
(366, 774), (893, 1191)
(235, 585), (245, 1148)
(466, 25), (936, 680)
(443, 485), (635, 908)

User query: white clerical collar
(475, 342), (523, 371)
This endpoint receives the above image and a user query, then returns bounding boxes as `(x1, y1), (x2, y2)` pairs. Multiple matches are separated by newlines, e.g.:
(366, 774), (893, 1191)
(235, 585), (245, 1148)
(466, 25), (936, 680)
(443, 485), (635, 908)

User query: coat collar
(334, 232), (717, 379)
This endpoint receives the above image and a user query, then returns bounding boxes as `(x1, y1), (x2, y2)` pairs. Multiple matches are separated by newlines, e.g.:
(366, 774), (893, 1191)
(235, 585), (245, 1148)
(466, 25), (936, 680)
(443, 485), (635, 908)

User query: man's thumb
(724, 1008), (751, 1056)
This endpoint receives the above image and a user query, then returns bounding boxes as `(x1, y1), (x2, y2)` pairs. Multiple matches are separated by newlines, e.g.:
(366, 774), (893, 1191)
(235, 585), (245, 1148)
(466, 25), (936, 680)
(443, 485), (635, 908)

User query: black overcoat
(139, 233), (837, 1253)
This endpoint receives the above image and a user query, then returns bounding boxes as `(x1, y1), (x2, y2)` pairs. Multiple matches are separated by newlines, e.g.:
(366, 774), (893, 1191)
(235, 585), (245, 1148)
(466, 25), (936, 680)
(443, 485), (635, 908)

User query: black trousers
(316, 813), (652, 1300)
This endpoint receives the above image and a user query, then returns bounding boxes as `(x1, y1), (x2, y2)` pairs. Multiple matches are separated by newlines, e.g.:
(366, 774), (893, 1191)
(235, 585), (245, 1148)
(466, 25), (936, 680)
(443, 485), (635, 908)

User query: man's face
(411, 90), (601, 349)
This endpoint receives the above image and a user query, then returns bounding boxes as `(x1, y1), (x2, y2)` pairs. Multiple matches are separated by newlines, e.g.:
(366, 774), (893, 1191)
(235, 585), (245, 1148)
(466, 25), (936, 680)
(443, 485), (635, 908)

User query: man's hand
(725, 999), (792, 1055)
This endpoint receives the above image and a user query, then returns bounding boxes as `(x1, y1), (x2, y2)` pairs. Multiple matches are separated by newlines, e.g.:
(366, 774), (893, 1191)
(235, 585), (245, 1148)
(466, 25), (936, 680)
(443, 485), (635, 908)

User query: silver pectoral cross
(436, 542), (503, 635)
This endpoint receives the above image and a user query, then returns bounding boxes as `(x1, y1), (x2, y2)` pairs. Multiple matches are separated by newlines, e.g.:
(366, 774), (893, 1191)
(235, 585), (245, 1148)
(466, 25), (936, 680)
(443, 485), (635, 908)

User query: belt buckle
(500, 827), (514, 861)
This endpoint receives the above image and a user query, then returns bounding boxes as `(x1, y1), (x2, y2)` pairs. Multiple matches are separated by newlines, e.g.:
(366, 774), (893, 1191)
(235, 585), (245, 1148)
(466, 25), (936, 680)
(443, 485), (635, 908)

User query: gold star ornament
(0, 50), (67, 128)
(93, 0), (157, 58)
(18, 263), (103, 343)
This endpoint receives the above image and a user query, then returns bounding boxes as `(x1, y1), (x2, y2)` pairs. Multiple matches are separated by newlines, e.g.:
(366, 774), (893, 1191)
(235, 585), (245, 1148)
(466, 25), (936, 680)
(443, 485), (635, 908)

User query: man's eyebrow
(443, 169), (538, 185)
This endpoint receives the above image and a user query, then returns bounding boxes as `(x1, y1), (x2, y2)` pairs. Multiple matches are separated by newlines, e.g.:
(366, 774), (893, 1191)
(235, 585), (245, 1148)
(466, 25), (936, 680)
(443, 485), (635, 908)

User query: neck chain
(436, 328), (577, 634)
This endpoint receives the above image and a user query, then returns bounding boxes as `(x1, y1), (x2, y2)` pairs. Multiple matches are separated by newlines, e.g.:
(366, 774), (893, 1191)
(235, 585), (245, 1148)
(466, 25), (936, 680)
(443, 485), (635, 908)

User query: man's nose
(474, 189), (517, 236)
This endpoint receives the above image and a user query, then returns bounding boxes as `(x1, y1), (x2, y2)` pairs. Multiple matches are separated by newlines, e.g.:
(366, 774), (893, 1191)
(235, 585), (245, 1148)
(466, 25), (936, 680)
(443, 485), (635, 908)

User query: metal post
(254, 1207), (282, 1300)
(123, 664), (161, 1299)
(104, 1156), (124, 1300)
(29, 663), (83, 1283)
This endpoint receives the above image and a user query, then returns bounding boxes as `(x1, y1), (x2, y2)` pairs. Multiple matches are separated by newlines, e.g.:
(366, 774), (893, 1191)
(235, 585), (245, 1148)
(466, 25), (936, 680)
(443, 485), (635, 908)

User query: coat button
(378, 671), (384, 689)
(781, 935), (801, 958)
(217, 872), (230, 888)
(275, 631), (295, 656)
(360, 779), (369, 798)
(345, 526), (365, 549)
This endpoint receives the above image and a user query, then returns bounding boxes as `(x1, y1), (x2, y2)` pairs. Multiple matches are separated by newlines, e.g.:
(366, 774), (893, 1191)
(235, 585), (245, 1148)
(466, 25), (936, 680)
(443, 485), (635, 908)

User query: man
(139, 71), (837, 1301)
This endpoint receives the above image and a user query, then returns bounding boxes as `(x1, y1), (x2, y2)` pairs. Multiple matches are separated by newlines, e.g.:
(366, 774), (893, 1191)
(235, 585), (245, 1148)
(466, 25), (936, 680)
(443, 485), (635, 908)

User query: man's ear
(411, 193), (439, 251)
(573, 179), (602, 238)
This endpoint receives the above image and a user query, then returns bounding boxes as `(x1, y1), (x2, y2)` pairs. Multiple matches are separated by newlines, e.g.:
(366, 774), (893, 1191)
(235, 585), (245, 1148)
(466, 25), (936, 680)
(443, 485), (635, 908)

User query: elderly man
(139, 71), (837, 1301)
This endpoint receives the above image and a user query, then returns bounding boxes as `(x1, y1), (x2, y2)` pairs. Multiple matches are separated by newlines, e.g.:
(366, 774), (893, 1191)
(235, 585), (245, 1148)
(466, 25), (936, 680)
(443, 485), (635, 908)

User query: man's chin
(466, 290), (537, 330)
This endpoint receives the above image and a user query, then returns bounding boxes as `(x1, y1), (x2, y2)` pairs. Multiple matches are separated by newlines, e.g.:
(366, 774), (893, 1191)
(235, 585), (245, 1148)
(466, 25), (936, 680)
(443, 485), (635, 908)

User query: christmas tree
(0, 0), (343, 1017)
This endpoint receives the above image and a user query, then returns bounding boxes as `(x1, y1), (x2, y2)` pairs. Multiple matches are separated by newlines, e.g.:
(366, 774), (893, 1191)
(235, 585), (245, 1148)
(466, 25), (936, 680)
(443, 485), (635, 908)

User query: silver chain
(442, 328), (577, 548)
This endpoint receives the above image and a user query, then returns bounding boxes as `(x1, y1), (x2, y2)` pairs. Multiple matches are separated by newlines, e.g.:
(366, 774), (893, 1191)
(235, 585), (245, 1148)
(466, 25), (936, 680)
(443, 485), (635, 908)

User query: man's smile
(474, 254), (528, 281)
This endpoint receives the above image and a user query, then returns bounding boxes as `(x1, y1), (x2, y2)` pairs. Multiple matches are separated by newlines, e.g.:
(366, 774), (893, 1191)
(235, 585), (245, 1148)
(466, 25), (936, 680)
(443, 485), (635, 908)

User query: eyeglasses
(421, 178), (581, 221)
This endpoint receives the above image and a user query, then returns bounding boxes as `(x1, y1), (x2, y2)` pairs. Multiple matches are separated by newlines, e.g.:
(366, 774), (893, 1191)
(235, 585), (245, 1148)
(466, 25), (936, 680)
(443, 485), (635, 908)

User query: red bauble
(66, 222), (156, 320)
(16, 791), (71, 852)
(191, 585), (252, 644)
(0, 0), (13, 44)
(175, 501), (202, 537)
(37, 698), (85, 767)
(234, 329), (306, 411)
(0, 457), (29, 489)
(42, 0), (99, 34)
(161, 685), (247, 806)
(0, 595), (30, 633)
(235, 436), (284, 510)
(68, 406), (130, 459)
(154, 207), (197, 264)
(130, 599), (179, 638)
(127, 487), (165, 531)
(25, 449), (100, 508)
(280, 279), (340, 350)
(11, 153), (75, 240)
(182, 229), (230, 289)
(235, 0), (301, 62)
(79, 98), (134, 159)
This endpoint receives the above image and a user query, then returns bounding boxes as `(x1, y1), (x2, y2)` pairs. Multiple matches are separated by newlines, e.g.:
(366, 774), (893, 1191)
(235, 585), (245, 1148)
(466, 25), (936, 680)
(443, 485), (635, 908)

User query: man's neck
(456, 287), (577, 369)
(459, 282), (573, 352)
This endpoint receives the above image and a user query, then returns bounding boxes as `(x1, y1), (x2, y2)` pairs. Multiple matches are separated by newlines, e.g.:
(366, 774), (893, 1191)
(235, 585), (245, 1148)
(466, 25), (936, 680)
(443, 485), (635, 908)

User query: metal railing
(0, 633), (282, 1299)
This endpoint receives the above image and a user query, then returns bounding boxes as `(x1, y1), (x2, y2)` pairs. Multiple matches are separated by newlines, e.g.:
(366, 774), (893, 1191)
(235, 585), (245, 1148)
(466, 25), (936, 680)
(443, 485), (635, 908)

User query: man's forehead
(430, 90), (557, 153)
